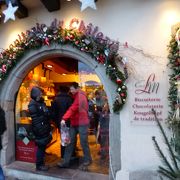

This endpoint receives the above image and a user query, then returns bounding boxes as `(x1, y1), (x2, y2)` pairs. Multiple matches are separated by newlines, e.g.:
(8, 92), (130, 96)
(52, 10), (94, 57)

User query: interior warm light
(67, 0), (71, 1)
(33, 74), (39, 81)
(40, 77), (47, 83)
(46, 64), (53, 68)
(44, 96), (48, 101)
(62, 73), (67, 76)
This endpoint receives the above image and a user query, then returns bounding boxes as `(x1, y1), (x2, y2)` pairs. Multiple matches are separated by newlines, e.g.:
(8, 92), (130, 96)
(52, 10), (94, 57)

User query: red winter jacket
(62, 90), (89, 126)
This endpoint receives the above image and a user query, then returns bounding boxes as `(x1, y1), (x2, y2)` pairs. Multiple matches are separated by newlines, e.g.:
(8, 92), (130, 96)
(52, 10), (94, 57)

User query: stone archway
(0, 44), (121, 179)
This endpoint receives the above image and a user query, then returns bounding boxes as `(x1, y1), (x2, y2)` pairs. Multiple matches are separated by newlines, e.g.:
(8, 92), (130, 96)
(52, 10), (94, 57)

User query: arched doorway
(0, 45), (121, 179)
(16, 56), (108, 172)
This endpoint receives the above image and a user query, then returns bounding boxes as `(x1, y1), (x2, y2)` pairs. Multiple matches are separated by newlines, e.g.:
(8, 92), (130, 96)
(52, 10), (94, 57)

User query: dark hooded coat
(28, 87), (51, 139)
(51, 92), (72, 127)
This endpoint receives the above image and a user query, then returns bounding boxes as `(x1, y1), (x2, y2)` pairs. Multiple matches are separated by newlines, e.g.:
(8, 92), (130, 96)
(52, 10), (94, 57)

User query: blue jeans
(63, 125), (92, 164)
(0, 166), (5, 180)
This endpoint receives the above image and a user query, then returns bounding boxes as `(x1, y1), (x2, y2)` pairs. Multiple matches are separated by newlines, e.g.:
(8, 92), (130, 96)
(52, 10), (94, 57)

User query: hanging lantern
(33, 74), (39, 81)
(40, 77), (47, 83)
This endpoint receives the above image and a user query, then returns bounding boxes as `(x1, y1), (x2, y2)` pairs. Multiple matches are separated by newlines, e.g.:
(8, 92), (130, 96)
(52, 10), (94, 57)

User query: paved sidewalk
(5, 161), (109, 180)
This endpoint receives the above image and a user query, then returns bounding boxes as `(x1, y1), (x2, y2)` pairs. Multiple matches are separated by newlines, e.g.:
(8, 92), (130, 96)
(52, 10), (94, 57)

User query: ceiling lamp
(33, 74), (39, 81)
(40, 77), (47, 83)
(46, 64), (53, 68)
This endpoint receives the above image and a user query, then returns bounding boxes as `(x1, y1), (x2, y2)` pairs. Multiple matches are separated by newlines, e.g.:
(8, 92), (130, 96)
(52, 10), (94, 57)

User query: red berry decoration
(97, 54), (105, 64)
(70, 34), (74, 40)
(116, 78), (122, 84)
(44, 37), (49, 46)
(65, 36), (69, 40)
(75, 41), (79, 45)
(120, 93), (125, 97)
(2, 64), (7, 73)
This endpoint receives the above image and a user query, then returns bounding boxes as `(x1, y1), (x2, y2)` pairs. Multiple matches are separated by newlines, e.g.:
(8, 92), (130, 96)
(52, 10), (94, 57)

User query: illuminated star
(3, 1), (18, 23)
(79, 0), (97, 11)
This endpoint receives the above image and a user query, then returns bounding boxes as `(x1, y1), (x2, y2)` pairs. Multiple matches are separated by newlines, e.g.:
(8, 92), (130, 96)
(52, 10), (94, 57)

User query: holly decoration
(0, 19), (128, 113)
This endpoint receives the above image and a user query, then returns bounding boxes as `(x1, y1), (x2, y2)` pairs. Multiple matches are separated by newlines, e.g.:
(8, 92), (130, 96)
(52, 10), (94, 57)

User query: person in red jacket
(58, 82), (92, 168)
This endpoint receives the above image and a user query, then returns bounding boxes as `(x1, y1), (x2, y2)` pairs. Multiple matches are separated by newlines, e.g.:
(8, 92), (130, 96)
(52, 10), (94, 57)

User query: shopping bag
(61, 124), (71, 146)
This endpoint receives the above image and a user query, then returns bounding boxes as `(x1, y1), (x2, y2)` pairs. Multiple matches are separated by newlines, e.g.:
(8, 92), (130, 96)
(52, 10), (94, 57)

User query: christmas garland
(0, 19), (128, 113)
(167, 27), (180, 153)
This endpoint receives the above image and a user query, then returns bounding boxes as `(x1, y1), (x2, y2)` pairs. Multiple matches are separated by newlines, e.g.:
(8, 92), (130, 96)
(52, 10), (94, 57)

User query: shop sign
(49, 18), (119, 50)
(131, 73), (164, 124)
(16, 124), (37, 163)
(16, 140), (37, 163)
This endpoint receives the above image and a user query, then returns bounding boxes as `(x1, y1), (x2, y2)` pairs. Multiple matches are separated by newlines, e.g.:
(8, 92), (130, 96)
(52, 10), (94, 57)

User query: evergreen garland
(167, 27), (180, 154)
(0, 19), (128, 113)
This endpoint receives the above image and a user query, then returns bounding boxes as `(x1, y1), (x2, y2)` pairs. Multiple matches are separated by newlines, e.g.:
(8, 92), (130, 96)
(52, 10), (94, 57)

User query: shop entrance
(15, 56), (109, 174)
(0, 45), (121, 180)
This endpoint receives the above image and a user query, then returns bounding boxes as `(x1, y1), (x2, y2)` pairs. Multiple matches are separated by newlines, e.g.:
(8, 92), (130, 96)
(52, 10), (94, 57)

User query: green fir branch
(152, 109), (179, 171)
(152, 136), (175, 173)
(159, 166), (178, 179)
(158, 169), (176, 180)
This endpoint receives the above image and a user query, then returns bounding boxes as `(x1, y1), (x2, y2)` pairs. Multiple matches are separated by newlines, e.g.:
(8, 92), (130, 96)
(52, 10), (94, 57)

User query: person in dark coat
(0, 106), (6, 180)
(28, 87), (52, 171)
(94, 90), (105, 136)
(51, 86), (72, 158)
(98, 102), (109, 160)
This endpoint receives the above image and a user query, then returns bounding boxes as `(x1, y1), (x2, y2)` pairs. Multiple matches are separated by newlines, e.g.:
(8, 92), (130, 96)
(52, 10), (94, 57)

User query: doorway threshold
(5, 161), (109, 180)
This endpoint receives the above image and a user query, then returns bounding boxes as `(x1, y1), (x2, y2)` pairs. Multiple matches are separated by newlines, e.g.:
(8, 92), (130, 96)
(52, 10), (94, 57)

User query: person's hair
(59, 86), (69, 93)
(30, 86), (43, 100)
(71, 82), (79, 89)
(95, 90), (101, 96)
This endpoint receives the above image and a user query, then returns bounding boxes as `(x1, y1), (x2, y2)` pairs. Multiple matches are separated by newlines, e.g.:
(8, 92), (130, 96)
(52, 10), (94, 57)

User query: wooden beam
(0, 0), (5, 6)
(12, 0), (28, 19)
(40, 0), (60, 12)
(0, 0), (28, 19)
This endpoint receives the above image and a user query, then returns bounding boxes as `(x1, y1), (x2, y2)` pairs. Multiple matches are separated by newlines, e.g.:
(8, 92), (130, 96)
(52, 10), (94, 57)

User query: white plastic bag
(61, 124), (71, 146)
